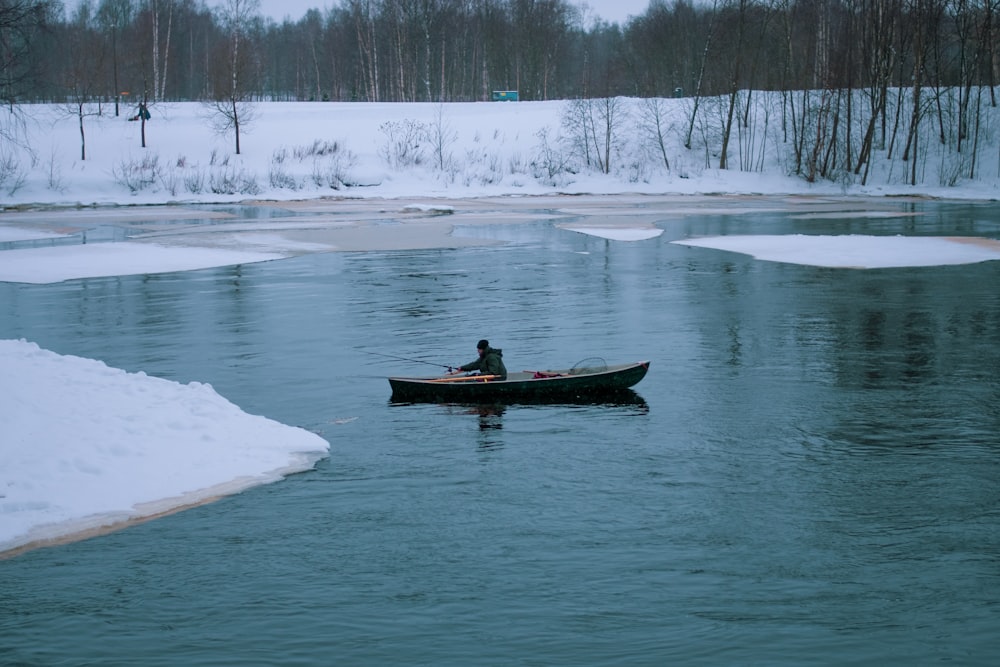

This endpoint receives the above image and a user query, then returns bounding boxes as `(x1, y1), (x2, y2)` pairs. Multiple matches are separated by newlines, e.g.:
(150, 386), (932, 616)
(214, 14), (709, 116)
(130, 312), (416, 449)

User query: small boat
(388, 360), (650, 403)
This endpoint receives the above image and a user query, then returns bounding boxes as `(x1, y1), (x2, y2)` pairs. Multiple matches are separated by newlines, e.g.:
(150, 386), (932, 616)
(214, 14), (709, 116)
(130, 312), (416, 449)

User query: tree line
(2, 0), (996, 105)
(2, 0), (998, 186)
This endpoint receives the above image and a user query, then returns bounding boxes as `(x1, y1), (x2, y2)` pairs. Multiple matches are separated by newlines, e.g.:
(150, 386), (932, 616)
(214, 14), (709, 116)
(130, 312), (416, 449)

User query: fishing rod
(359, 349), (454, 370)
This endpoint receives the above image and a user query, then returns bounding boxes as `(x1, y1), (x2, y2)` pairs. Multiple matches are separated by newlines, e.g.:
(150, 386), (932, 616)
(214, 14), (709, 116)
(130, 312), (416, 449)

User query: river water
(1, 197), (999, 665)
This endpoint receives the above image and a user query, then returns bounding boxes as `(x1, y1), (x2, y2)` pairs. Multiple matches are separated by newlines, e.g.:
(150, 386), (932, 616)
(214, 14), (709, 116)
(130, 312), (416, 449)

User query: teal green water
(2, 201), (999, 665)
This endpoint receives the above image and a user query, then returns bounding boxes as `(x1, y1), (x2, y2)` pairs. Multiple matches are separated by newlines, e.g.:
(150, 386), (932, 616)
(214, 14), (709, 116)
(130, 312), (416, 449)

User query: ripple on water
(2, 203), (999, 665)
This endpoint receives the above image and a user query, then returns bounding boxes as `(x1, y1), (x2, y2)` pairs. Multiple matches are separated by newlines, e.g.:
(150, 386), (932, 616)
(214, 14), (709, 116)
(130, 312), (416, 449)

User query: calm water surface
(2, 199), (999, 665)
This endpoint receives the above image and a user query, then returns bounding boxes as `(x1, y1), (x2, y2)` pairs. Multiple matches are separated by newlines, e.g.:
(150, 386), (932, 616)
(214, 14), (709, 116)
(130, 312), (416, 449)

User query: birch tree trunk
(685, 0), (718, 150)
(159, 5), (172, 101)
(151, 0), (160, 101)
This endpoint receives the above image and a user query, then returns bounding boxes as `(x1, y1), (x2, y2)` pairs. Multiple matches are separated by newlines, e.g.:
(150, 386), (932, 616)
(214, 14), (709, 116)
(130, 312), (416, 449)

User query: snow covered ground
(0, 340), (328, 556)
(3, 99), (998, 208)
(2, 99), (1000, 557)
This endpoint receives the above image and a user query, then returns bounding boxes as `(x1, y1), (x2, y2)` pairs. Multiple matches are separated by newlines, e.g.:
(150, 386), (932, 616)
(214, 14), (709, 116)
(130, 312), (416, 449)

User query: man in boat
(450, 339), (507, 380)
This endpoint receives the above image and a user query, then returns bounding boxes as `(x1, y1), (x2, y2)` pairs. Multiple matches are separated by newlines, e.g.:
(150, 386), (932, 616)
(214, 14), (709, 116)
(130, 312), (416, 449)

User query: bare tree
(347, 0), (379, 101)
(208, 0), (260, 154)
(97, 0), (134, 116)
(562, 96), (625, 173)
(854, 0), (900, 184)
(901, 0), (945, 185)
(562, 98), (593, 167)
(718, 0), (753, 170)
(63, 0), (107, 161)
(592, 95), (626, 174)
(428, 103), (456, 171)
(1, 0), (55, 110)
(1, 0), (54, 194)
(144, 0), (174, 101)
(0, 0), (56, 192)
(639, 97), (672, 170)
(684, 0), (719, 149)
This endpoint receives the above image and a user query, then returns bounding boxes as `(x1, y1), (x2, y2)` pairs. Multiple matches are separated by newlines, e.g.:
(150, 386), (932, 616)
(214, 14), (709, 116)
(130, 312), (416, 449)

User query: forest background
(1, 0), (999, 194)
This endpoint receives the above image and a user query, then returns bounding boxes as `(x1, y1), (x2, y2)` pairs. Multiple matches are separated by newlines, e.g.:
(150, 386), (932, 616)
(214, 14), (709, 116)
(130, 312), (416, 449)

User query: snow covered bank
(3, 100), (998, 210)
(0, 340), (329, 556)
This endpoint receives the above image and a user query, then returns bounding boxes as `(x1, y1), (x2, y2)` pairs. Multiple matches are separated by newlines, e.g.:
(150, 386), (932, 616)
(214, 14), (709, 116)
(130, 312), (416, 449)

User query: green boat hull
(388, 361), (650, 403)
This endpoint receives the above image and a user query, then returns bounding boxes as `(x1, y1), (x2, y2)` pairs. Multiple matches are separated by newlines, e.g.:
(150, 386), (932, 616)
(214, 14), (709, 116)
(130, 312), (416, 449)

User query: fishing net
(569, 357), (609, 375)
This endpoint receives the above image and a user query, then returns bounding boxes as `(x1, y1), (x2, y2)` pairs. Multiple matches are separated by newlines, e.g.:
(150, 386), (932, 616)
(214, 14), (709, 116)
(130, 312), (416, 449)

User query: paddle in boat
(388, 359), (650, 403)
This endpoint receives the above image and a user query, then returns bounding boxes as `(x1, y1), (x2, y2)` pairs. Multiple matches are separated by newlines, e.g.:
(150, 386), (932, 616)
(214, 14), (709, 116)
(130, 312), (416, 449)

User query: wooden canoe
(388, 360), (650, 403)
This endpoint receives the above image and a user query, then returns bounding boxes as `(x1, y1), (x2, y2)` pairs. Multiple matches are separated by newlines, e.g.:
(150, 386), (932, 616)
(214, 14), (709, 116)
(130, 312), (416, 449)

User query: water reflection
(388, 390), (649, 410)
(472, 403), (505, 430)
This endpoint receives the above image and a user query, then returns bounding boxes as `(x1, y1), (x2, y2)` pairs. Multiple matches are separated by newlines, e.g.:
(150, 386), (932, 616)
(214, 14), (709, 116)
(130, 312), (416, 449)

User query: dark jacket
(460, 347), (507, 379)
